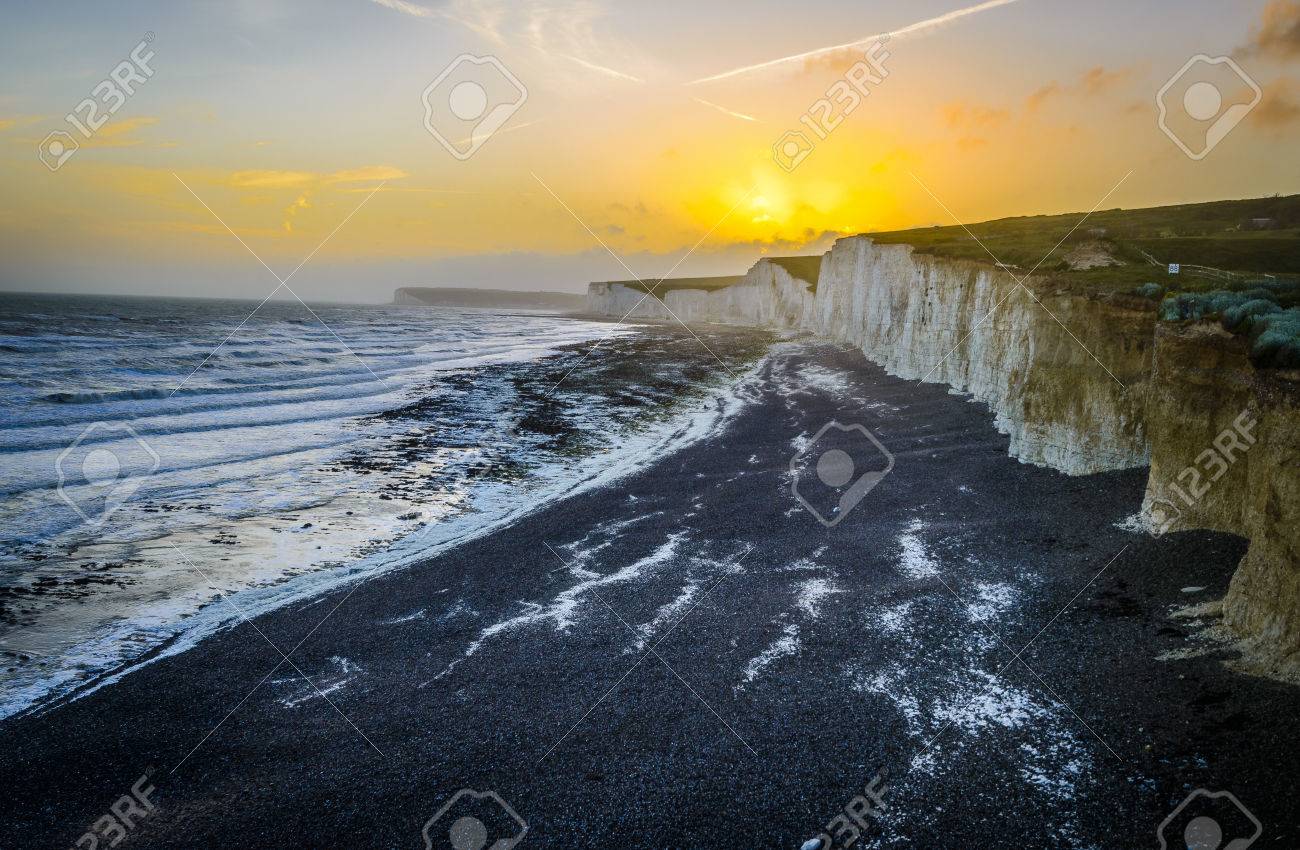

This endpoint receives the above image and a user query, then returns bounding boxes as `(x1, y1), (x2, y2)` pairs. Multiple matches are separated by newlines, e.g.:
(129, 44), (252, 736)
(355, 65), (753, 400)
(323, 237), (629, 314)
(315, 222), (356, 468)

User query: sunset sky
(2, 0), (1298, 300)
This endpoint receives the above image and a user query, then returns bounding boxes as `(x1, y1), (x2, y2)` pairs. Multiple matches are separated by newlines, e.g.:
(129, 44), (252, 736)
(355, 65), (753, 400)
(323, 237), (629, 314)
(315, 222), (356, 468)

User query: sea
(0, 293), (753, 719)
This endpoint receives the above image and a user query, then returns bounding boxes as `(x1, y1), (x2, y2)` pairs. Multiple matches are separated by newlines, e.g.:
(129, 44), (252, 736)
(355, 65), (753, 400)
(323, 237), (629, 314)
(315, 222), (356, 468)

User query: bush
(1221, 298), (1281, 331)
(1243, 278), (1300, 296)
(1238, 287), (1280, 302)
(1159, 290), (1247, 321)
(1159, 292), (1201, 321)
(1248, 308), (1300, 368)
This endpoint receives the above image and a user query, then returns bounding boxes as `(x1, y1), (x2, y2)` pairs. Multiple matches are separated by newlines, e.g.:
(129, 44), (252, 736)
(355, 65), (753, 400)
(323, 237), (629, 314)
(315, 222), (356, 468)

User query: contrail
(452, 118), (546, 147)
(369, 0), (644, 83)
(687, 0), (1025, 85)
(692, 97), (758, 122)
(564, 54), (644, 83)
(367, 0), (436, 18)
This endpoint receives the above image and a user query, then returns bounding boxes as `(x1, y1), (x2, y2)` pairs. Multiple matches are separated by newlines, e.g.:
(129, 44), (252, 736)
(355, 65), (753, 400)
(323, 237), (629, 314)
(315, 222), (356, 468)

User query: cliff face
(809, 239), (1151, 474)
(1143, 324), (1300, 659)
(592, 238), (1151, 474)
(586, 236), (1300, 663)
(1225, 380), (1300, 657)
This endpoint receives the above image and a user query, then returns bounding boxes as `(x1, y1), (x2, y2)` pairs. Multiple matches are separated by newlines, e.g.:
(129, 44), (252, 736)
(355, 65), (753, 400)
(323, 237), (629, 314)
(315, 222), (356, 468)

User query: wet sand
(1, 336), (1296, 849)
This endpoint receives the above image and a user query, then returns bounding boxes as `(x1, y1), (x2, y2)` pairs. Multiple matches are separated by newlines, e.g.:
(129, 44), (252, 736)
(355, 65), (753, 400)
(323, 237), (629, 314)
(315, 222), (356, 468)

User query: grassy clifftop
(606, 275), (744, 295)
(866, 194), (1300, 295)
(603, 257), (823, 296)
(868, 194), (1300, 368)
(766, 256), (823, 290)
(604, 195), (1299, 299)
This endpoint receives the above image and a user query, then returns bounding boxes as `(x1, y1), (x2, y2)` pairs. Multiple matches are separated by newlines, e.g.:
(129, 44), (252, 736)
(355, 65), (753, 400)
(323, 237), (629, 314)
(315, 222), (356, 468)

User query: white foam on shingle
(875, 600), (914, 634)
(741, 623), (800, 684)
(796, 578), (841, 619)
(965, 582), (1016, 623)
(932, 670), (1040, 730)
(1114, 512), (1148, 534)
(897, 519), (940, 579)
(380, 608), (426, 625)
(630, 578), (702, 652)
(852, 666), (924, 736)
(278, 656), (361, 708)
(438, 533), (687, 678)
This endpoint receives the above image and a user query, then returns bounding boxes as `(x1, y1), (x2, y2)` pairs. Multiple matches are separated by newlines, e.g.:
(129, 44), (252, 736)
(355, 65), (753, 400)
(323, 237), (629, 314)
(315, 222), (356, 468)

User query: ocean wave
(38, 387), (174, 404)
(0, 295), (659, 719)
(0, 343), (756, 721)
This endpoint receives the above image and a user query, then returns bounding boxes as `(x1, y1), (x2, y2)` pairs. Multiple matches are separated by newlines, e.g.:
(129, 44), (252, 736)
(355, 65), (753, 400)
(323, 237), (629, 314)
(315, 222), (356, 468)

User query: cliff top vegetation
(867, 193), (1300, 295)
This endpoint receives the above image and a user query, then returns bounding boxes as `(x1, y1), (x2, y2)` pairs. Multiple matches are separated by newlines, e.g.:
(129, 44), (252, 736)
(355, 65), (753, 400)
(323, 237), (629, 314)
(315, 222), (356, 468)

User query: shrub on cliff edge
(1158, 292), (1300, 368)
(1222, 298), (1281, 331)
(1250, 309), (1300, 368)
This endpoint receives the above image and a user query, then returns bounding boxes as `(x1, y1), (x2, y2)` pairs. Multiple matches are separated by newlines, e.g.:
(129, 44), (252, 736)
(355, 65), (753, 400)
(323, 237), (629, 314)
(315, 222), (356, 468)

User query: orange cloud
(229, 166), (407, 189)
(80, 116), (158, 148)
(942, 102), (1010, 128)
(1245, 0), (1300, 58)
(0, 115), (45, 133)
(1079, 65), (1133, 95)
(283, 193), (311, 233)
(230, 170), (316, 188)
(1025, 82), (1062, 112)
(328, 165), (407, 183)
(1257, 77), (1300, 126)
(1025, 66), (1135, 111)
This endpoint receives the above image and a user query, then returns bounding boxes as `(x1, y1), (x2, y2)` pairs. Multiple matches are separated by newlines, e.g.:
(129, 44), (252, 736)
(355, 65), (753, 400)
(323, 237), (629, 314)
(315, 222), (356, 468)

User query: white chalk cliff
(591, 237), (1151, 475)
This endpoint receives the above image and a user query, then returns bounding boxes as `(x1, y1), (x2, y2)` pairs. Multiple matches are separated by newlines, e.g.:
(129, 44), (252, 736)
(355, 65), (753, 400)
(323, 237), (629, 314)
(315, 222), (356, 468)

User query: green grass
(611, 275), (744, 295)
(605, 195), (1300, 299)
(767, 256), (823, 291)
(603, 256), (824, 295)
(865, 194), (1300, 295)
